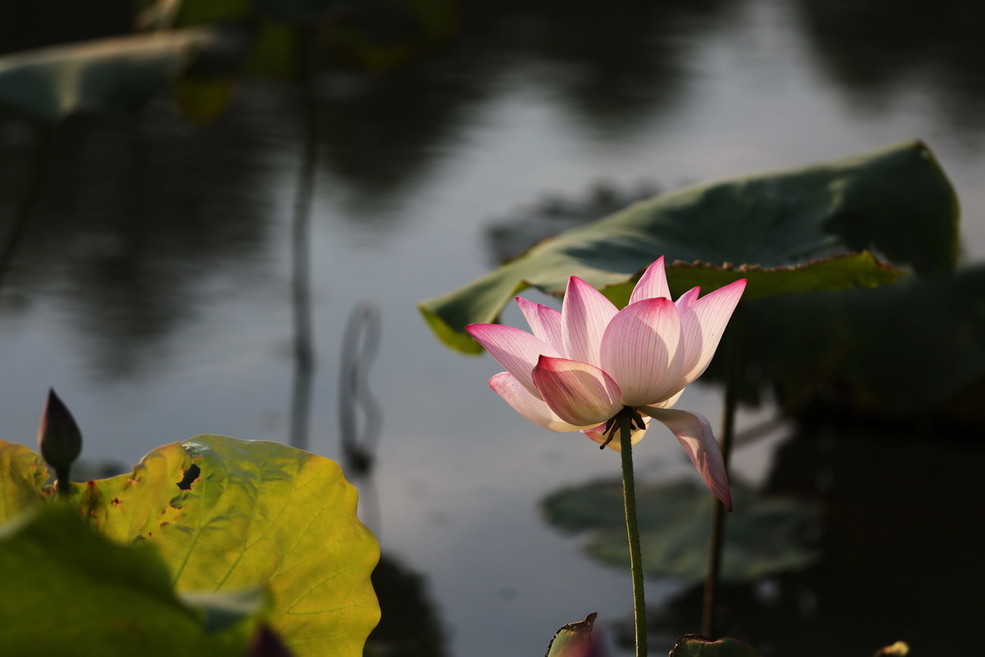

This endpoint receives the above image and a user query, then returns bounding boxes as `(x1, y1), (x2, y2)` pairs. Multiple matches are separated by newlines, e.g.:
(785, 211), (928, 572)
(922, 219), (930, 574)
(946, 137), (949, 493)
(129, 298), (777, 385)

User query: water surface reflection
(1, 1), (984, 655)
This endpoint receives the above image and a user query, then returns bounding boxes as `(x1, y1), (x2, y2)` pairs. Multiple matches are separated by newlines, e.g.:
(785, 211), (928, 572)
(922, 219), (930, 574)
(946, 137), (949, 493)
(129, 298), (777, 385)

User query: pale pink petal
(489, 372), (582, 432)
(561, 276), (618, 366)
(516, 297), (563, 353)
(532, 356), (622, 427)
(584, 416), (649, 452)
(466, 323), (560, 395)
(677, 278), (746, 385)
(675, 286), (701, 310)
(642, 407), (732, 510)
(648, 389), (683, 410)
(600, 298), (684, 406)
(629, 256), (671, 303)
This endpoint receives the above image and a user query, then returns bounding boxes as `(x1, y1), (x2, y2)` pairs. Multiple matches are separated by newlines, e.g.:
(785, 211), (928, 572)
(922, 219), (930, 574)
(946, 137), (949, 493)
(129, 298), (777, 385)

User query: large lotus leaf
(0, 436), (378, 657)
(0, 28), (238, 122)
(542, 479), (819, 583)
(670, 635), (764, 657)
(66, 435), (380, 657)
(419, 140), (958, 353)
(0, 504), (263, 656)
(715, 263), (985, 415)
(0, 441), (48, 521)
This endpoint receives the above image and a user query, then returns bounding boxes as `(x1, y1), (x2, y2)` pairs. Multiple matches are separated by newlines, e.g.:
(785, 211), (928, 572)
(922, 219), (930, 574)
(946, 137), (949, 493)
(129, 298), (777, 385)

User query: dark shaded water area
(2, 1), (985, 655)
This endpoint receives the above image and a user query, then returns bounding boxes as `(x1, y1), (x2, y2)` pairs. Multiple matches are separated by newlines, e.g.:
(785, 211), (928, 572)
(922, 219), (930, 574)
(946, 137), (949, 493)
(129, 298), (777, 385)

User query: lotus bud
(37, 389), (82, 493)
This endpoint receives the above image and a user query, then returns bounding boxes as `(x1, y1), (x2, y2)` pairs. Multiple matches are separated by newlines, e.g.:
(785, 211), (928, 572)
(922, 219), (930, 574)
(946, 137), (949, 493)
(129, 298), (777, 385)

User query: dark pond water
(2, 1), (985, 655)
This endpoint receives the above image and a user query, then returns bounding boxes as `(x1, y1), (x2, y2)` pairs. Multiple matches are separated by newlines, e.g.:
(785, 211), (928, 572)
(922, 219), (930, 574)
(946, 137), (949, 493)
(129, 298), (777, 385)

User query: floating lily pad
(420, 140), (958, 353)
(0, 436), (379, 657)
(0, 504), (264, 656)
(670, 635), (764, 657)
(542, 478), (820, 583)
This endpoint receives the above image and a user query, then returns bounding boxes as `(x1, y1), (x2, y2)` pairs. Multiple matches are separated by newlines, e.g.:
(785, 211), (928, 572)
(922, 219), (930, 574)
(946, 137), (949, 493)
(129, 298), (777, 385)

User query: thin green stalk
(701, 305), (744, 637)
(619, 407), (647, 657)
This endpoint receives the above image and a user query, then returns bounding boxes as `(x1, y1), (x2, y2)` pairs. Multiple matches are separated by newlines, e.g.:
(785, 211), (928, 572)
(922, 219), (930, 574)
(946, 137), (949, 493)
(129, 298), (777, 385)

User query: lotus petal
(678, 278), (746, 385)
(561, 276), (618, 367)
(516, 297), (564, 353)
(629, 256), (671, 303)
(466, 323), (559, 394)
(533, 356), (622, 427)
(600, 298), (684, 406)
(642, 407), (732, 510)
(488, 372), (582, 432)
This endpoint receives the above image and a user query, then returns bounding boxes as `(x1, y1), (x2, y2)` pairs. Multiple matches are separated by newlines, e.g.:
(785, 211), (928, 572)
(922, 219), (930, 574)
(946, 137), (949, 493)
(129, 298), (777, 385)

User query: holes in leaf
(177, 464), (201, 491)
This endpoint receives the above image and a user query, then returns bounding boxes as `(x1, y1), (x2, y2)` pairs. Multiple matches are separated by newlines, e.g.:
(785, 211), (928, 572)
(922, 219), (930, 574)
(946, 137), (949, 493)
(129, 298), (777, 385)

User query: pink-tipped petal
(467, 323), (560, 395)
(584, 416), (650, 452)
(677, 278), (746, 385)
(600, 298), (684, 406)
(516, 297), (564, 352)
(642, 407), (732, 510)
(489, 372), (582, 432)
(675, 286), (701, 310)
(629, 256), (671, 304)
(532, 356), (622, 427)
(561, 276), (618, 366)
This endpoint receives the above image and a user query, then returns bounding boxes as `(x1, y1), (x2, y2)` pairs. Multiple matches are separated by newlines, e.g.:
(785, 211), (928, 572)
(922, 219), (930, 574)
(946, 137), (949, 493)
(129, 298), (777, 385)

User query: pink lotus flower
(466, 257), (746, 510)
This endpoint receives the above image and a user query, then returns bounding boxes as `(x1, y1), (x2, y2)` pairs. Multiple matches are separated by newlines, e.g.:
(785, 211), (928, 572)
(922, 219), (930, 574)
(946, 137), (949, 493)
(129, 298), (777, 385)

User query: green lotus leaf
(714, 263), (985, 415)
(542, 479), (819, 583)
(0, 504), (263, 656)
(0, 435), (378, 657)
(0, 441), (48, 522)
(420, 140), (958, 353)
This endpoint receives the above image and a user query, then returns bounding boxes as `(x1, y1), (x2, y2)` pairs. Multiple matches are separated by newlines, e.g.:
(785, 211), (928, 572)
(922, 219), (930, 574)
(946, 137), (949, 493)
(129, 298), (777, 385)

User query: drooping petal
(642, 407), (732, 510)
(516, 296), (564, 353)
(467, 323), (560, 395)
(532, 356), (622, 427)
(561, 276), (618, 366)
(584, 415), (650, 452)
(600, 298), (684, 406)
(629, 256), (671, 303)
(677, 278), (746, 386)
(489, 372), (582, 432)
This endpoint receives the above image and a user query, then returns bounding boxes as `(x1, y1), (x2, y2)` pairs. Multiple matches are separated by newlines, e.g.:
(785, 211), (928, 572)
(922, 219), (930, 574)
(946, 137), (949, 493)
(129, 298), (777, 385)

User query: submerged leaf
(542, 479), (819, 582)
(420, 141), (957, 353)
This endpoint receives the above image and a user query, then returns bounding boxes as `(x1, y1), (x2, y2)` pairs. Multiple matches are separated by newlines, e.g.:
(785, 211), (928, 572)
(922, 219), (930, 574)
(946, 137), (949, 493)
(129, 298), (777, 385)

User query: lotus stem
(619, 407), (647, 657)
